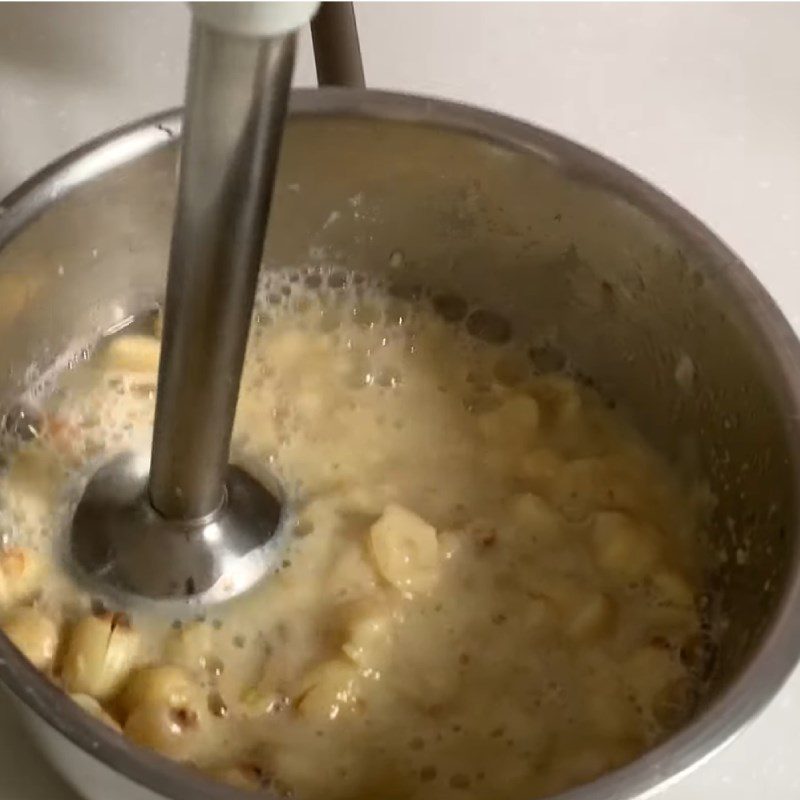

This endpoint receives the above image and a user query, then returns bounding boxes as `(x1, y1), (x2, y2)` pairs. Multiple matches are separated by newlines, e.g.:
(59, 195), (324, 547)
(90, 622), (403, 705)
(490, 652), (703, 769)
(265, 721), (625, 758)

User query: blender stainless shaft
(70, 2), (319, 604)
(149, 18), (294, 520)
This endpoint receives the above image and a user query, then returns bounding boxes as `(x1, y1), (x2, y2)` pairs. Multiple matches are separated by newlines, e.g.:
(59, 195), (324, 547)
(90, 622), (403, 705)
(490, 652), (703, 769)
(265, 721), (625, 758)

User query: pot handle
(311, 2), (366, 88)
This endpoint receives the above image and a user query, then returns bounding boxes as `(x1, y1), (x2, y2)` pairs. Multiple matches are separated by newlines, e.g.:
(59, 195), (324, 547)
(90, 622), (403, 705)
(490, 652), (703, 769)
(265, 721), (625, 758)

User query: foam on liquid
(0, 268), (714, 799)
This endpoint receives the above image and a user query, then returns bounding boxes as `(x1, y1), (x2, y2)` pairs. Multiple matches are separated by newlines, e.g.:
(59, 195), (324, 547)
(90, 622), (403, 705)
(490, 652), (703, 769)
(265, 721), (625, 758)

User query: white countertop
(1, 3), (799, 798)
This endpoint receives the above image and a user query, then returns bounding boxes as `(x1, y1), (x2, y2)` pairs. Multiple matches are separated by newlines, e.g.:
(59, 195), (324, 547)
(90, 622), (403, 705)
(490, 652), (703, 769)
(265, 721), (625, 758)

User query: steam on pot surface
(0, 107), (796, 800)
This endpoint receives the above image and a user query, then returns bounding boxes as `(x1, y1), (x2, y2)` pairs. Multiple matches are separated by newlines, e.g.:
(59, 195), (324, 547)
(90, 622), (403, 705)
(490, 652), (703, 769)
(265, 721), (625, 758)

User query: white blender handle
(191, 1), (320, 38)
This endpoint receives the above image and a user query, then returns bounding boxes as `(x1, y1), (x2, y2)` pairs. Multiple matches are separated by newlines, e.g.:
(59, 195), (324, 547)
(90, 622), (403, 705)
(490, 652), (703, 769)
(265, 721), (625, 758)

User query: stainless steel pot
(1, 89), (799, 800)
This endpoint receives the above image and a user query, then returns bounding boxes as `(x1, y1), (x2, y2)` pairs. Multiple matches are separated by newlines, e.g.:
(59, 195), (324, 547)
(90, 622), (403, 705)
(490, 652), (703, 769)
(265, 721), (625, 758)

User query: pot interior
(0, 97), (798, 787)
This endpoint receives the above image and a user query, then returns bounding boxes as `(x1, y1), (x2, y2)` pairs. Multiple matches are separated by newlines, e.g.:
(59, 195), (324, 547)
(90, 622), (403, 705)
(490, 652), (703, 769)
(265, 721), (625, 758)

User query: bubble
(130, 382), (155, 400)
(652, 678), (698, 729)
(388, 281), (423, 302)
(207, 690), (228, 717)
(2, 402), (42, 442)
(463, 394), (500, 415)
(465, 309), (512, 344)
(675, 353), (695, 391)
(529, 343), (567, 373)
(449, 773), (471, 790)
(205, 655), (225, 677)
(375, 368), (402, 389)
(383, 299), (408, 327)
(492, 353), (529, 387)
(352, 303), (381, 328)
(679, 634), (717, 681)
(432, 293), (468, 323)
(328, 271), (348, 289)
(318, 307), (342, 333)
(419, 766), (437, 782)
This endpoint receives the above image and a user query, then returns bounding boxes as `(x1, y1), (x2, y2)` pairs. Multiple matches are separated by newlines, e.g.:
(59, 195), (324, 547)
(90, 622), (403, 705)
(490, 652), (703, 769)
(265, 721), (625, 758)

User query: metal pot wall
(1, 89), (800, 800)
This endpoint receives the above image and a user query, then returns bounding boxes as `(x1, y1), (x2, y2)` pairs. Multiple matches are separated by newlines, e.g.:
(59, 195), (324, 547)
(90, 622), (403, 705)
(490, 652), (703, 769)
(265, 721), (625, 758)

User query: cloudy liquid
(0, 268), (713, 799)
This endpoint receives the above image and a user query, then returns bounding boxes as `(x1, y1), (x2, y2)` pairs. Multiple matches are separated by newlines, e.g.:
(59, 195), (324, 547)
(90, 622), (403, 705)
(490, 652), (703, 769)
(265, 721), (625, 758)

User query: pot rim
(1, 87), (800, 800)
